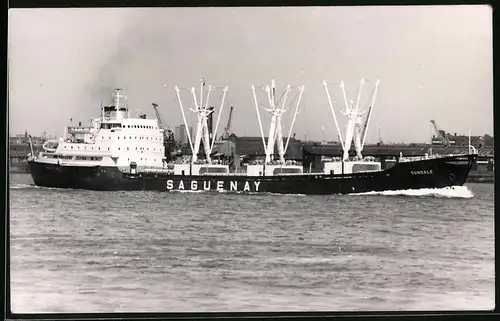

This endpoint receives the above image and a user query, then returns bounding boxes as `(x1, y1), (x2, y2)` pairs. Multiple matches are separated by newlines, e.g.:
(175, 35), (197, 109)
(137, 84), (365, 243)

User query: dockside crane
(151, 103), (179, 161)
(221, 106), (234, 140)
(430, 119), (450, 146)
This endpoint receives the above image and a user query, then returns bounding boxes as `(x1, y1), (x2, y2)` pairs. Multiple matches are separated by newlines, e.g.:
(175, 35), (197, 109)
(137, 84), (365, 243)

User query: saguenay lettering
(165, 180), (261, 192)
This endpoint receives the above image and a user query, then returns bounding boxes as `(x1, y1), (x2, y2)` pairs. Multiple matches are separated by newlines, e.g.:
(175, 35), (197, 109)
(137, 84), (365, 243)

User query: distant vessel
(27, 79), (477, 194)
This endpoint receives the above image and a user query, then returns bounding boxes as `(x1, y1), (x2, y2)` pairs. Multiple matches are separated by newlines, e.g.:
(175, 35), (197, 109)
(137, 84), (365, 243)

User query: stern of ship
(28, 159), (139, 190)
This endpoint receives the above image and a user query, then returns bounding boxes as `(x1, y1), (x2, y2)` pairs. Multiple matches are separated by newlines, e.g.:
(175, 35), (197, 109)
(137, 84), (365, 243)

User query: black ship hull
(28, 154), (477, 195)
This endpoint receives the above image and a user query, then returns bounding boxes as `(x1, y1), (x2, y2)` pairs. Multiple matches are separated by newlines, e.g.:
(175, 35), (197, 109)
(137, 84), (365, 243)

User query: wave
(9, 183), (40, 190)
(9, 183), (473, 198)
(350, 185), (474, 199)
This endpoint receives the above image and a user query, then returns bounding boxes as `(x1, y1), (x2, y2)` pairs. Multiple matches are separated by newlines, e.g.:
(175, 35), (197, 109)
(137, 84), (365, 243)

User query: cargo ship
(28, 79), (477, 194)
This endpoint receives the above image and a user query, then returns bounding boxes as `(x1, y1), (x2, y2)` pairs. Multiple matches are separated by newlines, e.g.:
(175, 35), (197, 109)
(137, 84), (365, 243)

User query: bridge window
(108, 147), (110, 150)
(127, 147), (129, 151)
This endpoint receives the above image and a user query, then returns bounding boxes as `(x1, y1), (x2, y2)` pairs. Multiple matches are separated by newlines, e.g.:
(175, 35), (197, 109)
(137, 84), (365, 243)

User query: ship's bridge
(98, 118), (161, 131)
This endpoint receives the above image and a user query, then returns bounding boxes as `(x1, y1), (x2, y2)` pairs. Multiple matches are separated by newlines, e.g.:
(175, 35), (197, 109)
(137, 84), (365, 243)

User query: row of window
(125, 125), (157, 129)
(101, 123), (158, 130)
(117, 147), (163, 152)
(75, 156), (103, 161)
(126, 158), (156, 161)
(43, 153), (156, 163)
(63, 145), (163, 151)
(99, 136), (162, 141)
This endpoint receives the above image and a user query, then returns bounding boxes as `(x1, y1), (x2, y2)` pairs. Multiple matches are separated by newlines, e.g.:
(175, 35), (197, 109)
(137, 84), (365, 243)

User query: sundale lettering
(165, 180), (262, 192)
(410, 170), (433, 175)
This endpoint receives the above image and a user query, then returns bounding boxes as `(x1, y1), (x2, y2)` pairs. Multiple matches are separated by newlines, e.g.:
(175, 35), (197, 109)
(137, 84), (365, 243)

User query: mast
(340, 79), (360, 161)
(324, 78), (380, 161)
(174, 78), (228, 164)
(323, 81), (344, 148)
(251, 79), (305, 164)
(360, 80), (380, 149)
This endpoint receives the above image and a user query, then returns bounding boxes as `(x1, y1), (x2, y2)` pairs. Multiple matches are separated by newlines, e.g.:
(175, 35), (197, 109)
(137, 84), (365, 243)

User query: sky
(8, 5), (493, 143)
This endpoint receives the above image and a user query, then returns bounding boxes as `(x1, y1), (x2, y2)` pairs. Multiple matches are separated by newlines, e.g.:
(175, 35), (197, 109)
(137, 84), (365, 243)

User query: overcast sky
(8, 5), (493, 143)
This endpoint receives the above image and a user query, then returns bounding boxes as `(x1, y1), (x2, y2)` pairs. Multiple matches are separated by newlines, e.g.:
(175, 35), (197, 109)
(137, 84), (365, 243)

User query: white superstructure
(32, 89), (167, 172)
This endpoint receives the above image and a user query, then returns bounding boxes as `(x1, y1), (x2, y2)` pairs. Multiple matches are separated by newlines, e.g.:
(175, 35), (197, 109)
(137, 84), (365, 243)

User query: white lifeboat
(42, 139), (59, 153)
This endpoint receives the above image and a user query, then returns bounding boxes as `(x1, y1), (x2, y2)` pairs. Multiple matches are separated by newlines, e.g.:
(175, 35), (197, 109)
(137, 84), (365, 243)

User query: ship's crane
(221, 106), (234, 140)
(430, 119), (450, 146)
(152, 103), (178, 161)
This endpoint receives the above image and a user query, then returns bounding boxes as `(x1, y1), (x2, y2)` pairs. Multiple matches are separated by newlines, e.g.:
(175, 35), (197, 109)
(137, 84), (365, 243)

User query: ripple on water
(8, 177), (495, 313)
